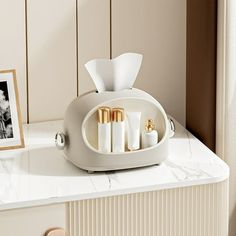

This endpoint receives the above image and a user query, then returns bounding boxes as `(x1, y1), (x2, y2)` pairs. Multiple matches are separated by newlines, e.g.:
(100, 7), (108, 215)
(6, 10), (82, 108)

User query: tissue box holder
(58, 88), (173, 172)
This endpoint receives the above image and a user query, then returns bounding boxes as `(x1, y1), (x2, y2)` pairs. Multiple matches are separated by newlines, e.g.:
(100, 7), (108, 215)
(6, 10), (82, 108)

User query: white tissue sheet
(85, 53), (143, 92)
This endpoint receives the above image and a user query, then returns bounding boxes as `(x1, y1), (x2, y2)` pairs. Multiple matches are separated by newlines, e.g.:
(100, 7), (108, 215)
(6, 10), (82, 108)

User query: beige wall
(78, 0), (110, 95)
(0, 0), (186, 125)
(0, 1), (27, 122)
(112, 0), (186, 125)
(27, 0), (77, 122)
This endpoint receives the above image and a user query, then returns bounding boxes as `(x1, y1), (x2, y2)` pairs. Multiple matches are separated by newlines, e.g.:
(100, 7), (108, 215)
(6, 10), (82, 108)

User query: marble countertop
(0, 120), (229, 211)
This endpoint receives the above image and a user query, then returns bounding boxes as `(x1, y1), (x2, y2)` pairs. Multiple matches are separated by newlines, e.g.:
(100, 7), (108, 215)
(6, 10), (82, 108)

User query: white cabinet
(0, 120), (229, 236)
(0, 181), (229, 236)
(0, 204), (66, 236)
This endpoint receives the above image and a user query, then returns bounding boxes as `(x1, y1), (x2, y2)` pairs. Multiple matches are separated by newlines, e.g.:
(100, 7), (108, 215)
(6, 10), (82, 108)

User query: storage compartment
(82, 97), (166, 153)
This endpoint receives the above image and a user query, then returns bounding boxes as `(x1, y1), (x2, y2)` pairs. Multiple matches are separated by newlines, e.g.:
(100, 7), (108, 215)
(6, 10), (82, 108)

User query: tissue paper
(85, 53), (143, 92)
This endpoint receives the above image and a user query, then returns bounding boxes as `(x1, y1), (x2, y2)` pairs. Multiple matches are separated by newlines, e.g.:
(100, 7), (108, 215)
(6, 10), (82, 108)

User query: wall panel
(112, 0), (186, 125)
(78, 0), (110, 95)
(0, 0), (186, 124)
(27, 0), (77, 122)
(0, 0), (27, 123)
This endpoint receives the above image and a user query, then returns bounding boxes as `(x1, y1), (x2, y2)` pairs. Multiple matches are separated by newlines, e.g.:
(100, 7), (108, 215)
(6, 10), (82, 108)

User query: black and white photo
(0, 81), (13, 139)
(0, 70), (24, 150)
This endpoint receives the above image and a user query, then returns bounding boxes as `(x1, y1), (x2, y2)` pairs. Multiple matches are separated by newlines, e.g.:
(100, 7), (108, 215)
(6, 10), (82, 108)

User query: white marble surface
(0, 120), (229, 211)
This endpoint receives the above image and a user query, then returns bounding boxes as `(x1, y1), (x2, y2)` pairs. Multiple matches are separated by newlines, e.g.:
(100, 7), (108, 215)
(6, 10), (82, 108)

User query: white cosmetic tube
(126, 112), (141, 151)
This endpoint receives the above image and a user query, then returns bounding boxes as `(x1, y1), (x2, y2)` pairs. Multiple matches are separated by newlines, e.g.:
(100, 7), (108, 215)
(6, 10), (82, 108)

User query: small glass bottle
(141, 119), (158, 149)
(112, 108), (125, 153)
(97, 107), (111, 153)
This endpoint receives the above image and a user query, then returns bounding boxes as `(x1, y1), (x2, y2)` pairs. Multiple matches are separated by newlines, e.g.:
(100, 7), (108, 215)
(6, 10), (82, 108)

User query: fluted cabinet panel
(27, 0), (77, 122)
(68, 181), (229, 236)
(0, 0), (27, 123)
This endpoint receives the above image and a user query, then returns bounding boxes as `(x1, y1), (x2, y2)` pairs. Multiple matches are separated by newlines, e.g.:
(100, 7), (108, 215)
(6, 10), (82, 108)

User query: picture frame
(0, 69), (24, 150)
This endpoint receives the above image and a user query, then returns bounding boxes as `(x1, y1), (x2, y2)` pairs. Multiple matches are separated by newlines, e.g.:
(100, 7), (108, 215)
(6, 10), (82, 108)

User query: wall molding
(216, 0), (227, 160)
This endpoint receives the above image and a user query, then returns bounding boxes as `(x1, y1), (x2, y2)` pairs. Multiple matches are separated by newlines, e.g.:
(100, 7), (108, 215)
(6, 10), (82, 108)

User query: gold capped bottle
(112, 108), (125, 153)
(97, 107), (111, 153)
(141, 119), (158, 149)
